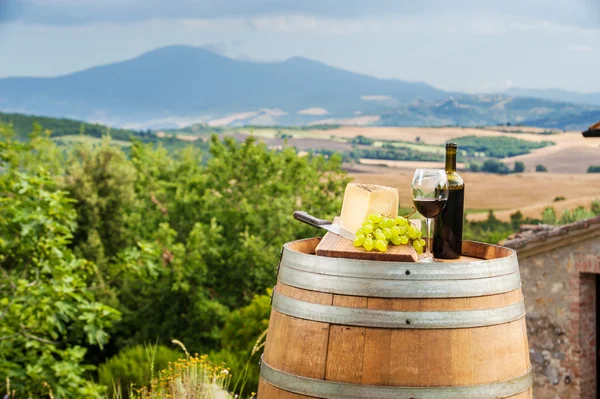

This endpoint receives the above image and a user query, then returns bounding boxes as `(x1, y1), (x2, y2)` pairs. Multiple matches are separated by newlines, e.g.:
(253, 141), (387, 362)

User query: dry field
(334, 126), (600, 219)
(349, 164), (600, 222)
(312, 126), (580, 144)
(502, 145), (600, 173)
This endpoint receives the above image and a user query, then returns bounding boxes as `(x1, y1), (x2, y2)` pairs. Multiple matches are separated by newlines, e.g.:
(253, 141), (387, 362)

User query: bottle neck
(445, 148), (457, 173)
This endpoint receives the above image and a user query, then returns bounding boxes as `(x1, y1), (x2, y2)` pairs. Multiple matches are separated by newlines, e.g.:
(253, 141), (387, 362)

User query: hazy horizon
(0, 0), (599, 93)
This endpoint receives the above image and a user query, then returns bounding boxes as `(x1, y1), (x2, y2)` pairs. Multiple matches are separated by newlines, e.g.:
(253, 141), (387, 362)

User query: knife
(293, 211), (356, 241)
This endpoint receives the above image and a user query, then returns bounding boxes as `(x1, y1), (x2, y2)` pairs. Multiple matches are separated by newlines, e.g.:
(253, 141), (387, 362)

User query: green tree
(0, 133), (119, 397)
(106, 136), (349, 354)
(587, 166), (600, 173)
(481, 159), (511, 174)
(536, 164), (548, 172)
(62, 137), (137, 266)
(513, 161), (525, 173)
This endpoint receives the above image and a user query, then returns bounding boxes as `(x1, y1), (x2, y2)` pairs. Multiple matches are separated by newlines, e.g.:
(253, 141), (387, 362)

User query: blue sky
(0, 0), (599, 92)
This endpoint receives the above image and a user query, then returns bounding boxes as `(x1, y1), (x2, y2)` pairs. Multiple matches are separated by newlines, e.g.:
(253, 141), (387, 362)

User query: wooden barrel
(258, 238), (532, 399)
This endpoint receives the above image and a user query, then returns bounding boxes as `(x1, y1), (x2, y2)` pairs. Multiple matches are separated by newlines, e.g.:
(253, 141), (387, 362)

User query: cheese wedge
(339, 183), (399, 233)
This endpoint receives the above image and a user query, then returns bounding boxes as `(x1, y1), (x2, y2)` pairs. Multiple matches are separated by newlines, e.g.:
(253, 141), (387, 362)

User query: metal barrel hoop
(260, 356), (533, 399)
(271, 291), (525, 329)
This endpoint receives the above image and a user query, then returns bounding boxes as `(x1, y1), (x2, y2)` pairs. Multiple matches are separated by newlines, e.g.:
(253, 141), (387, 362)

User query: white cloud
(0, 12), (599, 92)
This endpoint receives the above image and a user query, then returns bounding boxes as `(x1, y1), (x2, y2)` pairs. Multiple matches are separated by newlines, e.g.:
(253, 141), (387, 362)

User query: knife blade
(293, 211), (356, 241)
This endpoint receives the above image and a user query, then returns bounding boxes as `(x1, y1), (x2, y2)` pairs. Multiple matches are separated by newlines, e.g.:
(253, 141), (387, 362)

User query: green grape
(353, 235), (365, 247)
(390, 226), (401, 236)
(419, 238), (426, 247)
(364, 237), (374, 251)
(408, 226), (419, 239)
(375, 231), (385, 241)
(356, 227), (365, 236)
(375, 239), (388, 252)
(390, 235), (402, 245)
(383, 218), (395, 228)
(382, 228), (392, 239)
(370, 214), (383, 224)
(398, 226), (408, 235)
(399, 235), (409, 245)
(363, 224), (374, 234)
(416, 228), (422, 238)
(395, 216), (408, 226)
(412, 240), (423, 254)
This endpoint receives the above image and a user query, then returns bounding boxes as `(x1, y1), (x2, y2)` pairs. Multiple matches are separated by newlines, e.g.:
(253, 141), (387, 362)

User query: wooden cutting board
(315, 218), (420, 262)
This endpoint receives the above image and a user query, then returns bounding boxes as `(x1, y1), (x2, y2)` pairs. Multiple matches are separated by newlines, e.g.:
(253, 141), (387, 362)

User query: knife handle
(293, 211), (332, 227)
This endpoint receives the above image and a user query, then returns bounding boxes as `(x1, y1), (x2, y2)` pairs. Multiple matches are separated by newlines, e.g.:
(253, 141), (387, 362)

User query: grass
(112, 340), (234, 399)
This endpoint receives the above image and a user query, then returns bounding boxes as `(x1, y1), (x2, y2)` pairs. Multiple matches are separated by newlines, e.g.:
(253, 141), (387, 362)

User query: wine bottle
(433, 143), (464, 259)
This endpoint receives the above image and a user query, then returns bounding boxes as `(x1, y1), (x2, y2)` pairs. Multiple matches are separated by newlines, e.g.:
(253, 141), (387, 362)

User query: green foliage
(481, 159), (511, 174)
(542, 205), (598, 225)
(349, 135), (374, 145)
(468, 162), (481, 172)
(314, 146), (445, 163)
(98, 344), (183, 396)
(592, 200), (600, 216)
(587, 166), (600, 173)
(463, 211), (515, 244)
(0, 125), (119, 398)
(453, 135), (553, 158)
(559, 206), (596, 224)
(215, 289), (271, 396)
(101, 135), (348, 357)
(63, 137), (137, 265)
(0, 111), (145, 142)
(1, 118), (349, 396)
(542, 207), (557, 224)
(536, 164), (548, 172)
(513, 161), (525, 173)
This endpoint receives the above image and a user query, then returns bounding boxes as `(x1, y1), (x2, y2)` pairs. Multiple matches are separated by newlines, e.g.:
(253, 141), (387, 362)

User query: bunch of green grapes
(353, 214), (426, 253)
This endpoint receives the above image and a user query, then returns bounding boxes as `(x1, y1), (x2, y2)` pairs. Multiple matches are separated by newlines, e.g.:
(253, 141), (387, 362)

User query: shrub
(542, 207), (557, 225)
(559, 206), (595, 224)
(213, 290), (271, 396)
(513, 161), (525, 173)
(587, 166), (600, 173)
(536, 164), (548, 172)
(592, 200), (600, 216)
(99, 344), (183, 396)
(481, 159), (511, 174)
(127, 353), (233, 399)
(349, 135), (374, 145)
(469, 163), (481, 172)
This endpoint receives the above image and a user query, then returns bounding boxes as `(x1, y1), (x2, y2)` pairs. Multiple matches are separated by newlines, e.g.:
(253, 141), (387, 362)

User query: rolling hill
(0, 45), (446, 128)
(0, 45), (598, 130)
(506, 87), (600, 106)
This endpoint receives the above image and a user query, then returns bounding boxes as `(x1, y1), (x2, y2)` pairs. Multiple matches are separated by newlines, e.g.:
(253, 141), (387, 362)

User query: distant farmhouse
(582, 121), (600, 138)
(502, 216), (600, 398)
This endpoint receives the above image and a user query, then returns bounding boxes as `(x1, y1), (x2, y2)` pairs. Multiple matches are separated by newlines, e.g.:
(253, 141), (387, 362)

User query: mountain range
(0, 45), (598, 130)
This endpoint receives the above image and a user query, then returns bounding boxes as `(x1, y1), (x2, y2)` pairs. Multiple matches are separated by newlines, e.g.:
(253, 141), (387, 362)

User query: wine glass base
(419, 256), (442, 263)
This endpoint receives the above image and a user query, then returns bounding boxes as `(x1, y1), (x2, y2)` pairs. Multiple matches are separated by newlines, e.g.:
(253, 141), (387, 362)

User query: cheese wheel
(339, 183), (399, 233)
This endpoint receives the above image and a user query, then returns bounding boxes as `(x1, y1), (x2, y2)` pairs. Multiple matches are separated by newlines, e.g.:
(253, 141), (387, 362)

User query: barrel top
(282, 238), (519, 281)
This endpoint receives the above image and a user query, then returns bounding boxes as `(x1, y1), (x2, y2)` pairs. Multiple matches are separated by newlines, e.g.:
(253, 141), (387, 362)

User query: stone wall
(518, 237), (600, 399)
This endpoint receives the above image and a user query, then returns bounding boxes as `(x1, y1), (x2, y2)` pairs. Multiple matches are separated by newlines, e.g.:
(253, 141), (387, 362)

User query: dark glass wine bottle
(433, 143), (464, 259)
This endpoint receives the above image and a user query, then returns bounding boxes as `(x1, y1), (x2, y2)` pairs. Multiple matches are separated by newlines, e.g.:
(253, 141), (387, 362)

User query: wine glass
(412, 169), (449, 263)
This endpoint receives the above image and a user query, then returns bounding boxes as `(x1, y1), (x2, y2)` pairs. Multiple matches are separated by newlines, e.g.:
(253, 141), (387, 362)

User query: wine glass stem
(425, 217), (433, 261)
